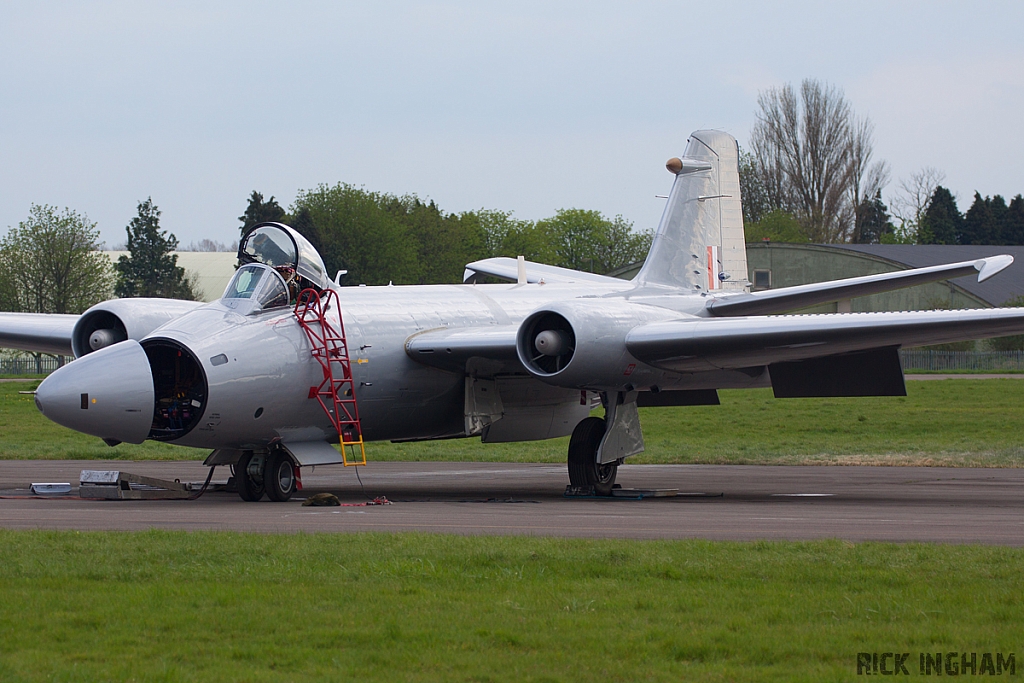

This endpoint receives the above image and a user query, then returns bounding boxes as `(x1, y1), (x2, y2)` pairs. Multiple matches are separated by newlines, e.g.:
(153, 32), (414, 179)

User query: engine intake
(518, 312), (575, 375)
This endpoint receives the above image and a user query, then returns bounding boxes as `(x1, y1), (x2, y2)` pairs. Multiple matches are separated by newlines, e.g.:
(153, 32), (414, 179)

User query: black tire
(567, 416), (617, 496)
(265, 450), (297, 502)
(236, 451), (265, 502)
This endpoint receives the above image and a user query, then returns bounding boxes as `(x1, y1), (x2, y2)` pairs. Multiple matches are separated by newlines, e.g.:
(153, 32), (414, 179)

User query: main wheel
(236, 451), (265, 502)
(567, 416), (617, 496)
(265, 451), (297, 502)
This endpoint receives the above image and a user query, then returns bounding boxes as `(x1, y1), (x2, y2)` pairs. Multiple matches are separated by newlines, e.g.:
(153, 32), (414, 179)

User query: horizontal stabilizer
(707, 255), (1013, 317)
(627, 307), (1024, 372)
(463, 257), (622, 285)
(0, 313), (78, 356)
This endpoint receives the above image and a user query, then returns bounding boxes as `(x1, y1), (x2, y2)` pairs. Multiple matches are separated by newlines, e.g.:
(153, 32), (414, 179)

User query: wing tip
(976, 254), (1014, 282)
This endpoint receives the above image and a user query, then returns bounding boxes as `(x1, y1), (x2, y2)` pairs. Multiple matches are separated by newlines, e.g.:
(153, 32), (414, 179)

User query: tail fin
(634, 130), (748, 292)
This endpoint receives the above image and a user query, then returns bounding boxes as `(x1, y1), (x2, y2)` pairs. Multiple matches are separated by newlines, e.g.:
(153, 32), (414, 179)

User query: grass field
(4, 378), (1024, 466)
(0, 530), (1021, 682)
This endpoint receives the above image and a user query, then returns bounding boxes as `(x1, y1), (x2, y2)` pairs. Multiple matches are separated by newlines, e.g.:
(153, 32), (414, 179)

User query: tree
(961, 192), (1000, 245)
(852, 191), (894, 244)
(748, 79), (887, 243)
(536, 209), (652, 273)
(1006, 195), (1024, 245)
(0, 204), (113, 314)
(849, 117), (890, 226)
(239, 191), (287, 235)
(382, 196), (487, 285)
(738, 147), (770, 224)
(115, 198), (198, 299)
(744, 210), (808, 243)
(918, 186), (962, 245)
(889, 167), (945, 241)
(291, 184), (421, 285)
(472, 210), (553, 263)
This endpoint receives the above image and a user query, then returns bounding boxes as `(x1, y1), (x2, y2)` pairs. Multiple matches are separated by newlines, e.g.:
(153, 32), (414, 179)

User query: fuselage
(156, 280), (631, 448)
(145, 278), (774, 451)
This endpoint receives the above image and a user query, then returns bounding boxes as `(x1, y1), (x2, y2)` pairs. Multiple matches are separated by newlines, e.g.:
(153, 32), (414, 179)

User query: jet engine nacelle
(516, 299), (682, 391)
(71, 298), (205, 357)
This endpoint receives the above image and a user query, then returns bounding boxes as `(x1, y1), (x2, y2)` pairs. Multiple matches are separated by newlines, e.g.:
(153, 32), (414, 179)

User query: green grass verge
(5, 379), (1024, 465)
(0, 530), (1020, 682)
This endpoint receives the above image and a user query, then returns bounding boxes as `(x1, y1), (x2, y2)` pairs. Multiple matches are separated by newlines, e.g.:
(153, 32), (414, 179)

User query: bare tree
(749, 79), (887, 243)
(889, 167), (946, 240)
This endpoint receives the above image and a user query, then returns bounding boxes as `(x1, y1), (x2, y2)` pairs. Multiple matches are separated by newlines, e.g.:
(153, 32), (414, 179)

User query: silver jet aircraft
(5, 130), (1024, 502)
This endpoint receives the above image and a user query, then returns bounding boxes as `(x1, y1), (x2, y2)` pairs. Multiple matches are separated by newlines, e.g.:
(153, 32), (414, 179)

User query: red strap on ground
(338, 496), (391, 506)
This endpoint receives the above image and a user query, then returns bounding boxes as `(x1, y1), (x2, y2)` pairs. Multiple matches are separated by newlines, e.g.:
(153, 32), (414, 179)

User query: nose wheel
(567, 416), (617, 496)
(236, 450), (297, 502)
(266, 450), (297, 502)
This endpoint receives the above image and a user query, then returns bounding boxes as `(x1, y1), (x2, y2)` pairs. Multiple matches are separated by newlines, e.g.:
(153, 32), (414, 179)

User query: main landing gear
(235, 449), (298, 502)
(567, 416), (618, 496)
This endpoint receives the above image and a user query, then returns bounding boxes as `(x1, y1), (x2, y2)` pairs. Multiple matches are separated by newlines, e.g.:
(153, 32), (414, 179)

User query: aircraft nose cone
(35, 340), (155, 444)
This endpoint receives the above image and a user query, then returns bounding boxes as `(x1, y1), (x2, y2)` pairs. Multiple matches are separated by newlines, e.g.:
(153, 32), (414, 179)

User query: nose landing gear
(235, 451), (266, 501)
(235, 449), (298, 502)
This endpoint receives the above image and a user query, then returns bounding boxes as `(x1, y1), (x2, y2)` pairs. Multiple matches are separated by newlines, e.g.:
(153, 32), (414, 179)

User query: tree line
(0, 190), (651, 318)
(241, 187), (652, 286)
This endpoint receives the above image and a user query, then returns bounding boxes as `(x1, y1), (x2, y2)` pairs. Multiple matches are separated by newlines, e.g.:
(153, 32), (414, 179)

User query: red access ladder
(294, 288), (366, 466)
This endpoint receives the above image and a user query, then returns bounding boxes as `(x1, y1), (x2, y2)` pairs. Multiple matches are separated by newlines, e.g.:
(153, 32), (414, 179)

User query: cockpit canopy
(238, 222), (329, 291)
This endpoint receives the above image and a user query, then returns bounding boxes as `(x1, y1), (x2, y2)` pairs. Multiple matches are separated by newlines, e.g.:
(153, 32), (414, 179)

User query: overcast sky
(2, 1), (1022, 248)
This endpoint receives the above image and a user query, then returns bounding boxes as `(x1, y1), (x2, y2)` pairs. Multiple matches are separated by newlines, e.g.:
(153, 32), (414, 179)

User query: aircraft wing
(463, 257), (623, 285)
(0, 313), (78, 356)
(707, 255), (1013, 317)
(627, 307), (1024, 372)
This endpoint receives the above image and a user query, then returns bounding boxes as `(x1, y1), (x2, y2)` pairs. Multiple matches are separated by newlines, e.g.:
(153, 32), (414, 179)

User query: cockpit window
(242, 226), (297, 268)
(222, 264), (290, 312)
(225, 265), (265, 299)
(257, 271), (289, 309)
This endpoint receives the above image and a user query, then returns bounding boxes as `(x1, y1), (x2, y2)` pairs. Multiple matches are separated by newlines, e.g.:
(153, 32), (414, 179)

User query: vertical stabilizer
(634, 130), (748, 292)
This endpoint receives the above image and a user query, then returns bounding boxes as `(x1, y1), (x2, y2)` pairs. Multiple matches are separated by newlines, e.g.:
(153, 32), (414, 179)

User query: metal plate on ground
(30, 483), (72, 495)
(79, 470), (191, 500)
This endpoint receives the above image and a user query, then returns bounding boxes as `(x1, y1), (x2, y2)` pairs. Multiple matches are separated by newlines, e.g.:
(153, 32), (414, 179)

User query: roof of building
(831, 244), (1024, 306)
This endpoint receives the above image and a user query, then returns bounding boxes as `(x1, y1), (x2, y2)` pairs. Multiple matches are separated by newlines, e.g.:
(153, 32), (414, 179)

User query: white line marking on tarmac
(770, 493), (834, 497)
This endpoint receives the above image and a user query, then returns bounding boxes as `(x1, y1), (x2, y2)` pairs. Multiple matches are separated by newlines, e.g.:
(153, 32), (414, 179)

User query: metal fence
(0, 357), (66, 375)
(899, 350), (1024, 372)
